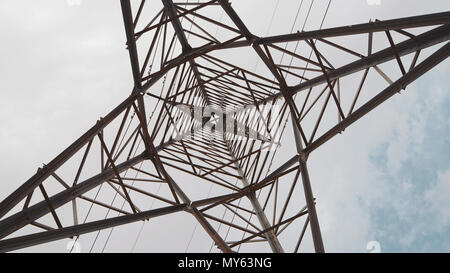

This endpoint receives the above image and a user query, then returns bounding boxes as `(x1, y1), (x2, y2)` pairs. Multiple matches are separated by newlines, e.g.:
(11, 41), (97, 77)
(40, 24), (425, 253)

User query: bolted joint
(185, 201), (194, 213)
(144, 149), (154, 160)
(298, 152), (308, 163)
(249, 35), (258, 46)
(338, 122), (346, 134)
(181, 44), (193, 54)
(246, 190), (257, 200)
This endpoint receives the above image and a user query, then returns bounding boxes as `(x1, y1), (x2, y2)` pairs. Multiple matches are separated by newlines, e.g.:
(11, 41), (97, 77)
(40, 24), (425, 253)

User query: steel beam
(298, 159), (324, 252)
(122, 0), (160, 159)
(225, 141), (284, 253)
(161, 0), (212, 104)
(0, 192), (238, 253)
(0, 44), (168, 219)
(234, 42), (450, 246)
(0, 0), (223, 221)
(254, 24), (450, 106)
(121, 0), (143, 87)
(253, 42), (450, 186)
(0, 138), (177, 240)
(148, 144), (233, 252)
(290, 111), (325, 252)
(218, 0), (287, 252)
(0, 91), (142, 219)
(204, 12), (450, 51)
(304, 41), (450, 154)
(257, 11), (450, 45)
(2, 0), (448, 253)
(0, 153), (146, 239)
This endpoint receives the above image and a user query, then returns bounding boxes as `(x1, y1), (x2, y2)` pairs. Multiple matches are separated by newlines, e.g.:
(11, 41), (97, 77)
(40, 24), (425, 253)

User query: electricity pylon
(0, 0), (449, 253)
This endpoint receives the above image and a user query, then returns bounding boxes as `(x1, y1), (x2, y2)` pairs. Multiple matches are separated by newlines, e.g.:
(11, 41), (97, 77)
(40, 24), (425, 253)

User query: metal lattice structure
(0, 1), (449, 253)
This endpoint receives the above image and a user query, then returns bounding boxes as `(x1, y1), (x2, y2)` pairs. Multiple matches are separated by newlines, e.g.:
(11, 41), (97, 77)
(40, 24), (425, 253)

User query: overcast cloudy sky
(0, 0), (449, 253)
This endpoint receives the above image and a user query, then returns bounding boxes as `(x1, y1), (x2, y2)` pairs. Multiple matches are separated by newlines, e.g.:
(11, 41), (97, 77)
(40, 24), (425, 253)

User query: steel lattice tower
(0, 1), (449, 253)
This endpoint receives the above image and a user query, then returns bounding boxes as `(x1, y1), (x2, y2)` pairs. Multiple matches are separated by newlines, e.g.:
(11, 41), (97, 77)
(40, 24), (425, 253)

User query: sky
(0, 0), (449, 253)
